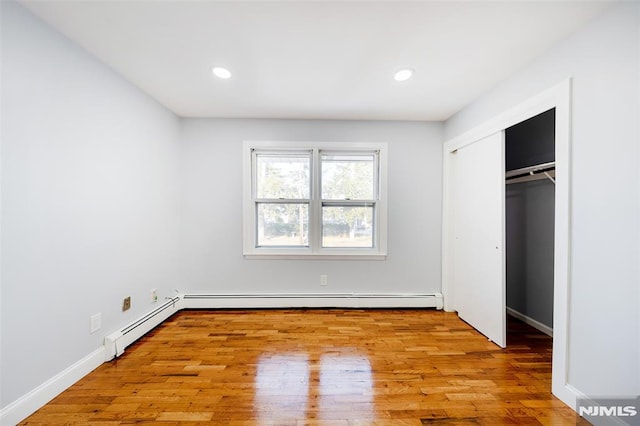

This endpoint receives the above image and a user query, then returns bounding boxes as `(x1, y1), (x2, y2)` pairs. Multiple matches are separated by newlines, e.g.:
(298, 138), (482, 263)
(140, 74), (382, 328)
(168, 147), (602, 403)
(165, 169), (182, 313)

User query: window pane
(257, 203), (308, 247)
(256, 154), (310, 199)
(322, 206), (373, 248)
(321, 153), (375, 200)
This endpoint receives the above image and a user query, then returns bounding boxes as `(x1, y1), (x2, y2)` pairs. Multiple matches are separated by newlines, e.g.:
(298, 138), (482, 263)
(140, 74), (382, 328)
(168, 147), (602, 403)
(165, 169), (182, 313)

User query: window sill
(243, 251), (387, 261)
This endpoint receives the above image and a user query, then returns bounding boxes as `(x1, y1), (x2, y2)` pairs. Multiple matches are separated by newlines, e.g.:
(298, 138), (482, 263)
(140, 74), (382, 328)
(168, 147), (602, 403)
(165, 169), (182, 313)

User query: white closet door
(451, 132), (506, 347)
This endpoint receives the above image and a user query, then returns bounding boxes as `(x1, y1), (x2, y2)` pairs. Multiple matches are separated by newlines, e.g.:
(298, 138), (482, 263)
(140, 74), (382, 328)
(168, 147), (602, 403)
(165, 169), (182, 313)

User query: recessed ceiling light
(212, 67), (232, 79)
(394, 68), (414, 82)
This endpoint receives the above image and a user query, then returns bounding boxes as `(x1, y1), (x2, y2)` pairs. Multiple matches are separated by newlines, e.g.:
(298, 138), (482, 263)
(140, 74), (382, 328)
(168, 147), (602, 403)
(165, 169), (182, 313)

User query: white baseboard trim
(557, 383), (584, 410)
(0, 347), (105, 426)
(567, 385), (635, 426)
(182, 293), (444, 310)
(507, 307), (553, 337)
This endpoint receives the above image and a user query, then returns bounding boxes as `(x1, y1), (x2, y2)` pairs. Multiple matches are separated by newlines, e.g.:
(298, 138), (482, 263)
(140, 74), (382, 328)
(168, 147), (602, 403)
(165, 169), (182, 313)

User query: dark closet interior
(505, 108), (556, 337)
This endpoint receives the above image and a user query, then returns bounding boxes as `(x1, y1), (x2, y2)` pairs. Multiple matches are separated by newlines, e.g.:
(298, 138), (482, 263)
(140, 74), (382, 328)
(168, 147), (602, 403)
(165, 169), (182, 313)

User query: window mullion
(310, 148), (321, 253)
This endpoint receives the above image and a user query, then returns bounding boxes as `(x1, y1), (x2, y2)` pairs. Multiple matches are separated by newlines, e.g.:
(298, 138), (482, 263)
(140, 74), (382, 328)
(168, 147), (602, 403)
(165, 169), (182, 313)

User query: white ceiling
(21, 1), (612, 121)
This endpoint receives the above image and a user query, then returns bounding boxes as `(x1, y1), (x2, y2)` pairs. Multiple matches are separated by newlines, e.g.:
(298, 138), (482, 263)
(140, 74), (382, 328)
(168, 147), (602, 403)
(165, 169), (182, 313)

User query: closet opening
(505, 108), (556, 344)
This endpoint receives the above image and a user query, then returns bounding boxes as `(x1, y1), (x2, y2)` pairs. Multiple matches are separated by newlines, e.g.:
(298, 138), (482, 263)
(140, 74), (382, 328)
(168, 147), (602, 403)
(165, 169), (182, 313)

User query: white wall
(5, 0), (636, 419)
(445, 3), (639, 397)
(1, 2), (181, 408)
(180, 118), (442, 296)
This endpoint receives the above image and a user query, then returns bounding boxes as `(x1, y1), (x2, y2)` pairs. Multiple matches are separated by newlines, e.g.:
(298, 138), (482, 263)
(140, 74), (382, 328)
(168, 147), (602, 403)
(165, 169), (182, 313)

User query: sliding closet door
(451, 132), (506, 347)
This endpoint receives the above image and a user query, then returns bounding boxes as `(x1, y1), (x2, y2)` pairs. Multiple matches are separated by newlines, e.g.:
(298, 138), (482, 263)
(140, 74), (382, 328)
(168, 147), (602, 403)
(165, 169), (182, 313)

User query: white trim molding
(0, 347), (105, 426)
(506, 307), (553, 337)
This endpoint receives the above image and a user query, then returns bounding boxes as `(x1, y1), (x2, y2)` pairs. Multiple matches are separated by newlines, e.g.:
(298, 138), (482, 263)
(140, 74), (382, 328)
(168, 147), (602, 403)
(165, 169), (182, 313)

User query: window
(320, 152), (376, 248)
(243, 141), (387, 259)
(255, 151), (311, 247)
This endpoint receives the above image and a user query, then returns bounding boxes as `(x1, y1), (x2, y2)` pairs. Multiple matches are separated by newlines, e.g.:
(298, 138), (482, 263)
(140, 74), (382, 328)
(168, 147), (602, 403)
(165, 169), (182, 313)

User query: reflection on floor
(22, 309), (589, 425)
(255, 353), (311, 421)
(255, 352), (373, 422)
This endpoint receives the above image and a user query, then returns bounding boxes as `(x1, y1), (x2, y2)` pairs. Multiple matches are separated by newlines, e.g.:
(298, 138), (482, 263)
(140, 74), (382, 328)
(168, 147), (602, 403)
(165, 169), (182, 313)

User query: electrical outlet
(320, 275), (328, 286)
(151, 288), (158, 303)
(90, 313), (101, 334)
(122, 296), (131, 312)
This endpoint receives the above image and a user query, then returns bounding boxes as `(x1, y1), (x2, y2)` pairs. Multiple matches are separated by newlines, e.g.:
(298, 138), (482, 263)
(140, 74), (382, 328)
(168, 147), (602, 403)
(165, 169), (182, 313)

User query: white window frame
(242, 141), (388, 259)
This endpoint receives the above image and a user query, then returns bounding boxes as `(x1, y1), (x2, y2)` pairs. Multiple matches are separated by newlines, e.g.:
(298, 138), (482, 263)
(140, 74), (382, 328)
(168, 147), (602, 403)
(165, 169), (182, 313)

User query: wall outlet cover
(122, 296), (131, 312)
(90, 313), (101, 334)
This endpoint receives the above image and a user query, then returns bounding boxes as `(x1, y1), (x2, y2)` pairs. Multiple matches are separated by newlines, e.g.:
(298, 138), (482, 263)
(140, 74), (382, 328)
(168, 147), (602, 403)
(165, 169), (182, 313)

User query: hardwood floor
(21, 309), (589, 425)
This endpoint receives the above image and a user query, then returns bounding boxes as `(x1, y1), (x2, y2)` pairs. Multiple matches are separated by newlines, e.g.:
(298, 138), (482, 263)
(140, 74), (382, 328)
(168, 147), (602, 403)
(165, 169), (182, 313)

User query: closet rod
(505, 161), (555, 179)
(506, 161), (556, 185)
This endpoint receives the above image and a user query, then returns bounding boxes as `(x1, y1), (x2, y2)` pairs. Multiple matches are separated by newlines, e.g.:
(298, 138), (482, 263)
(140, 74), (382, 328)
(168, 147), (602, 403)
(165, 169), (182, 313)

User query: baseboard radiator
(182, 293), (444, 310)
(104, 296), (182, 361)
(103, 292), (443, 360)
